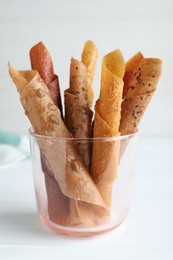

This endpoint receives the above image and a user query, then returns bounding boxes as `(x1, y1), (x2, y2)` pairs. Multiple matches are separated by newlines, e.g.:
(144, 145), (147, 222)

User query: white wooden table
(0, 137), (173, 259)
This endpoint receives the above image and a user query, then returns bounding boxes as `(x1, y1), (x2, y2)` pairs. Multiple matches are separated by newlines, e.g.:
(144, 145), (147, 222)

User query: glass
(29, 128), (138, 237)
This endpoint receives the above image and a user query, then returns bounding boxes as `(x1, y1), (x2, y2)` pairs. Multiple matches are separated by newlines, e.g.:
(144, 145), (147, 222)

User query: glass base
(38, 209), (129, 237)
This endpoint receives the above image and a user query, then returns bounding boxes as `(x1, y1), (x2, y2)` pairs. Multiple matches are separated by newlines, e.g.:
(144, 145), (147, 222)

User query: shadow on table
(0, 210), (55, 238)
(0, 210), (90, 240)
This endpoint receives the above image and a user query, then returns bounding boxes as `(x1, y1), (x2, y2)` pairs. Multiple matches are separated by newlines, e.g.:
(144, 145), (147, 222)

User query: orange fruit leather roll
(30, 41), (62, 113)
(29, 42), (65, 225)
(8, 64), (106, 226)
(90, 50), (125, 211)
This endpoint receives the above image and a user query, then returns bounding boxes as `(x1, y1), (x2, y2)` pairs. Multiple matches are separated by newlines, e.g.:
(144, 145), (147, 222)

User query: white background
(0, 0), (173, 136)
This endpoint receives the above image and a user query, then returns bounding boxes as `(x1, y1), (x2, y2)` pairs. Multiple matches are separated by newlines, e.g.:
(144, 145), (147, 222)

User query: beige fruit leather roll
(90, 50), (125, 210)
(64, 58), (93, 225)
(120, 54), (162, 135)
(81, 40), (98, 108)
(8, 65), (106, 221)
(64, 58), (93, 168)
(119, 53), (162, 161)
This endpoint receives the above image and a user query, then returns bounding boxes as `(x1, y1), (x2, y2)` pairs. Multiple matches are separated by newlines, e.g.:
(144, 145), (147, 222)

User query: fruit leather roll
(120, 52), (162, 135)
(65, 58), (93, 168)
(30, 41), (65, 225)
(64, 58), (93, 225)
(90, 50), (125, 210)
(9, 65), (106, 225)
(30, 41), (62, 113)
(119, 52), (162, 160)
(81, 40), (98, 108)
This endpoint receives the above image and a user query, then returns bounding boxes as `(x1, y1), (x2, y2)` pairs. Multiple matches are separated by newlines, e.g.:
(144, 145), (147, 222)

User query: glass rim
(29, 127), (138, 142)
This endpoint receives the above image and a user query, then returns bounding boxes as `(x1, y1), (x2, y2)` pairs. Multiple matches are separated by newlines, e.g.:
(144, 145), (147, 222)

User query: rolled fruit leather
(119, 52), (162, 160)
(65, 58), (93, 168)
(30, 42), (67, 225)
(81, 40), (98, 108)
(64, 58), (93, 225)
(8, 65), (106, 226)
(90, 50), (125, 213)
(30, 41), (62, 113)
(65, 40), (98, 226)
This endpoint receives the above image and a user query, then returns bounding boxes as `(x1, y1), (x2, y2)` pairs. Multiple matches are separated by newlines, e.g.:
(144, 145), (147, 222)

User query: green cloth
(0, 130), (30, 165)
(0, 130), (21, 147)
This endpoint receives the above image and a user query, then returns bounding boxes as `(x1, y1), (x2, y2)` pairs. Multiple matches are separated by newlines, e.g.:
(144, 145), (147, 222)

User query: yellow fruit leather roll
(90, 50), (125, 210)
(81, 40), (98, 108)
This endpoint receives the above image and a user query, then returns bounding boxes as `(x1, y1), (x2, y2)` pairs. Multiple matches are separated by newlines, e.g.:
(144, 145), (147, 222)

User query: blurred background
(0, 0), (172, 136)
